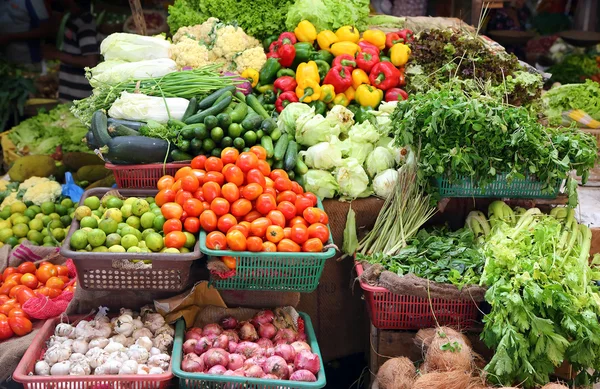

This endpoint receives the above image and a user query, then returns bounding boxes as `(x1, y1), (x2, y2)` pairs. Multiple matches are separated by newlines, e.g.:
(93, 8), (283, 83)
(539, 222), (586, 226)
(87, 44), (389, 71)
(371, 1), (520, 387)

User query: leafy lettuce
(285, 0), (371, 33)
(543, 80), (600, 126)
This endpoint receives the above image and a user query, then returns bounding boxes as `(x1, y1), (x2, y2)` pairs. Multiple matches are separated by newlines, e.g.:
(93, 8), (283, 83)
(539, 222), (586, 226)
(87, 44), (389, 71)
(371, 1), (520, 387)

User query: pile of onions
(181, 311), (320, 381)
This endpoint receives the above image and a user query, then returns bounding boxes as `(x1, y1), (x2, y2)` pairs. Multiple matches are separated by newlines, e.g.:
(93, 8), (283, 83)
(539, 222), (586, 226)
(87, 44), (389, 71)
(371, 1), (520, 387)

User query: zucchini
(295, 158), (308, 175)
(198, 86), (236, 110)
(230, 102), (248, 123)
(182, 97), (198, 122)
(185, 96), (233, 124)
(260, 136), (274, 158)
(108, 124), (139, 137)
(84, 130), (99, 150)
(241, 113), (263, 131)
(170, 149), (193, 161)
(246, 94), (270, 119)
(91, 110), (111, 147)
(107, 118), (143, 131)
(100, 136), (170, 164)
(273, 135), (289, 162)
(283, 140), (298, 171)
(215, 91), (233, 105)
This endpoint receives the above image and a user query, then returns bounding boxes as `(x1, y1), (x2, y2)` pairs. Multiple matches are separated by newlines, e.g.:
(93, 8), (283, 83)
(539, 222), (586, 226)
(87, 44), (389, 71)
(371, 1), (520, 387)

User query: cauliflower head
(212, 25), (261, 60)
(172, 17), (219, 44)
(20, 177), (50, 191)
(170, 36), (211, 69)
(0, 180), (9, 191)
(23, 181), (62, 206)
(233, 47), (267, 74)
(1, 192), (18, 208)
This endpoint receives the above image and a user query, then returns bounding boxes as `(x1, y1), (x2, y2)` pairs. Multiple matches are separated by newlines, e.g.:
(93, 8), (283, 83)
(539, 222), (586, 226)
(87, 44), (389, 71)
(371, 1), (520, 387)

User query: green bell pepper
(311, 49), (334, 64)
(355, 106), (374, 124)
(309, 100), (327, 116)
(292, 42), (315, 68)
(263, 104), (275, 112)
(380, 56), (391, 63)
(346, 103), (360, 118)
(259, 58), (281, 86)
(256, 84), (277, 104)
(277, 68), (296, 78)
(263, 35), (279, 50)
(314, 60), (330, 82)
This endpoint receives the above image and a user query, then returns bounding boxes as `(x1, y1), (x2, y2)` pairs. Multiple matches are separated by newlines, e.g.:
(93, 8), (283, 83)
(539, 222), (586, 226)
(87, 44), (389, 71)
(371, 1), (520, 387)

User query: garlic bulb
(93, 322), (112, 339)
(124, 337), (135, 347)
(137, 364), (150, 375)
(34, 361), (50, 375)
(152, 333), (173, 352)
(74, 321), (90, 340)
(63, 339), (74, 350)
(85, 347), (108, 369)
(47, 336), (68, 347)
(97, 359), (122, 375)
(109, 351), (129, 364)
(149, 347), (161, 356)
(132, 318), (143, 329)
(69, 353), (87, 363)
(44, 344), (72, 365)
(110, 334), (127, 345)
(69, 360), (91, 375)
(135, 336), (153, 352)
(104, 341), (125, 354)
(127, 344), (149, 364)
(132, 328), (153, 340)
(143, 313), (165, 333)
(119, 360), (138, 375)
(120, 308), (134, 317)
(114, 314), (135, 337)
(50, 361), (71, 375)
(55, 324), (75, 338)
(149, 367), (164, 375)
(72, 339), (89, 354)
(89, 337), (109, 349)
(147, 354), (170, 370)
(154, 324), (174, 337)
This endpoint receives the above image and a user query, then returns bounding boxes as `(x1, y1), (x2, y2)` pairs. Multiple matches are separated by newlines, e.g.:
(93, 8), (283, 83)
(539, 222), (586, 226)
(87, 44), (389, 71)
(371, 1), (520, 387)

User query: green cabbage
(100, 33), (171, 62)
(335, 158), (371, 200)
(373, 169), (398, 199)
(277, 103), (314, 134)
(303, 170), (339, 199)
(285, 0), (371, 33)
(348, 120), (380, 143)
(340, 139), (374, 165)
(302, 140), (343, 170)
(88, 58), (178, 87)
(325, 104), (355, 135)
(366, 147), (395, 178)
(295, 113), (341, 147)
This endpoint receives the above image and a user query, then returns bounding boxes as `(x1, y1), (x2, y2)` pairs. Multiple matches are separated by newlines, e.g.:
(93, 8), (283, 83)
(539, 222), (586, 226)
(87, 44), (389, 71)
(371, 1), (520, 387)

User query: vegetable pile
(32, 307), (174, 376)
(548, 54), (600, 85)
(181, 309), (321, 381)
(543, 79), (600, 126)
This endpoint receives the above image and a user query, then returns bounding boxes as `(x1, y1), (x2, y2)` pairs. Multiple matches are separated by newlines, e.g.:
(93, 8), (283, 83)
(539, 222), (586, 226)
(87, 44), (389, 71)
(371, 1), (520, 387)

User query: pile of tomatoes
(0, 261), (75, 340)
(154, 146), (331, 263)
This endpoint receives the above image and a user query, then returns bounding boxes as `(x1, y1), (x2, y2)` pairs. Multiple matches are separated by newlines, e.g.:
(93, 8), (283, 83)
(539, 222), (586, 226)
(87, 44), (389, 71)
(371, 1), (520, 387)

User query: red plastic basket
(13, 314), (173, 389)
(106, 162), (189, 189)
(355, 263), (480, 330)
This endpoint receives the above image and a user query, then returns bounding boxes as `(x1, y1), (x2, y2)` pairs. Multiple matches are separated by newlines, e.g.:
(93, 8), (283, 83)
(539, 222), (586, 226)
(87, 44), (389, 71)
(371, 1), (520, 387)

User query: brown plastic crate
(60, 188), (200, 292)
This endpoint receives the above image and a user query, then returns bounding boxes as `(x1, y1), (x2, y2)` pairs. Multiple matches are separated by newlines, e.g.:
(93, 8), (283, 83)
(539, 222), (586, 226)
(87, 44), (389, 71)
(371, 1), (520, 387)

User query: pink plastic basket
(13, 315), (173, 389)
(356, 263), (480, 330)
(107, 162), (189, 189)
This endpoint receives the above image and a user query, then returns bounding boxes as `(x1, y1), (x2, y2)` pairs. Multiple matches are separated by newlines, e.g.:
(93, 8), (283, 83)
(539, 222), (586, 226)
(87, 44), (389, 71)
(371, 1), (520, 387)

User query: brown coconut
(541, 384), (569, 389)
(415, 327), (472, 350)
(412, 371), (471, 389)
(376, 357), (416, 389)
(465, 377), (488, 389)
(423, 330), (474, 373)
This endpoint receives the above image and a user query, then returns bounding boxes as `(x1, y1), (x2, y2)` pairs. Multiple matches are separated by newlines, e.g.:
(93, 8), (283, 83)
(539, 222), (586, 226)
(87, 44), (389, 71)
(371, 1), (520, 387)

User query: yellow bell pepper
(241, 68), (259, 87)
(317, 30), (339, 52)
(332, 93), (350, 107)
(330, 41), (360, 57)
(362, 29), (386, 50)
(355, 84), (383, 109)
(295, 61), (320, 85)
(389, 43), (411, 67)
(335, 26), (359, 43)
(351, 68), (369, 90)
(344, 86), (356, 101)
(296, 78), (321, 103)
(319, 84), (335, 103)
(295, 20), (317, 44)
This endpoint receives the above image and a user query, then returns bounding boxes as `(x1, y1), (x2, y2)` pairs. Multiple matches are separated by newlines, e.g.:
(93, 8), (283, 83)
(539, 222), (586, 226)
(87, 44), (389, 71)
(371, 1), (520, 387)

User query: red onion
(290, 341), (311, 354)
(251, 310), (274, 327)
(228, 341), (238, 354)
(222, 330), (240, 343)
(273, 329), (296, 344)
(294, 350), (320, 374)
(185, 328), (203, 341)
(243, 364), (265, 378)
(290, 370), (317, 382)
(223, 72), (252, 95)
(236, 341), (263, 359)
(296, 332), (307, 342)
(213, 334), (229, 350)
(203, 348), (229, 368)
(258, 323), (277, 339)
(287, 363), (294, 376)
(207, 365), (227, 375)
(181, 353), (204, 372)
(239, 321), (259, 341)
(227, 353), (245, 371)
(244, 356), (267, 370)
(219, 316), (238, 330)
(183, 339), (198, 354)
(194, 337), (212, 355)
(224, 370), (245, 376)
(264, 347), (275, 357)
(274, 344), (296, 363)
(263, 356), (289, 379)
(263, 374), (280, 379)
(202, 323), (223, 337)
(256, 338), (274, 349)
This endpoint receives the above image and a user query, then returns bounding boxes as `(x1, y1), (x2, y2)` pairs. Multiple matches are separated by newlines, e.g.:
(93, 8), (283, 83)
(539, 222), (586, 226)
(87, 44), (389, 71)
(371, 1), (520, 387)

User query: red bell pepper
(358, 40), (380, 54)
(369, 62), (400, 91)
(323, 65), (353, 94)
(356, 50), (380, 73)
(398, 29), (414, 43)
(275, 91), (299, 112)
(385, 88), (408, 101)
(274, 76), (297, 95)
(267, 41), (281, 59)
(385, 29), (414, 49)
(398, 67), (406, 87)
(278, 32), (297, 45)
(277, 43), (296, 68)
(332, 54), (356, 69)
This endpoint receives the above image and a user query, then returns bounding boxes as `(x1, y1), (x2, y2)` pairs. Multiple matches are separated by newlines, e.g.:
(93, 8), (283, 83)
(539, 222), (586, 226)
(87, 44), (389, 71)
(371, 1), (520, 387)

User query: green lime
(204, 115), (218, 130)
(48, 213), (60, 221)
(243, 130), (257, 146)
(54, 204), (67, 216)
(61, 198), (74, 209)
(43, 243), (56, 247)
(12, 223), (28, 238)
(126, 216), (141, 230)
(141, 228), (155, 240)
(153, 215), (166, 232)
(220, 136), (233, 148)
(41, 215), (52, 226)
(233, 137), (245, 150)
(43, 235), (53, 244)
(162, 247), (179, 254)
(28, 205), (42, 214)
(48, 220), (63, 230)
(180, 247), (190, 253)
(183, 232), (196, 249)
(0, 228), (14, 243)
(127, 246), (142, 253)
(5, 236), (19, 248)
(228, 123), (243, 138)
(60, 215), (72, 227)
(41, 202), (55, 215)
(52, 228), (66, 241)
(178, 140), (191, 152)
(98, 218), (118, 234)
(24, 209), (36, 220)
(84, 196), (101, 210)
(138, 241), (147, 249)
(68, 207), (76, 215)
(145, 197), (155, 205)
(10, 213), (22, 224)
(150, 202), (159, 210)
(152, 208), (163, 217)
(87, 229), (107, 247)
(103, 208), (123, 223)
(70, 230), (88, 250)
(10, 201), (27, 214)
(81, 227), (92, 233)
(42, 229), (49, 237)
(14, 216), (30, 226)
(92, 210), (103, 218)
(217, 113), (232, 128)
(74, 206), (92, 221)
(193, 124), (208, 140)
(131, 199), (150, 217)
(191, 138), (203, 152)
(120, 204), (132, 219)
(35, 214), (43, 220)
(92, 246), (108, 252)
(145, 232), (164, 252)
(181, 127), (195, 140)
(255, 129), (264, 139)
(211, 127), (225, 143)
(29, 218), (43, 231)
(203, 138), (216, 152)
(105, 233), (121, 247)
(108, 245), (126, 253)
(106, 197), (124, 209)
(121, 234), (139, 250)
(0, 220), (11, 230)
(211, 148), (222, 157)
(26, 230), (43, 244)
(0, 207), (11, 220)
(124, 197), (136, 206)
(140, 212), (155, 229)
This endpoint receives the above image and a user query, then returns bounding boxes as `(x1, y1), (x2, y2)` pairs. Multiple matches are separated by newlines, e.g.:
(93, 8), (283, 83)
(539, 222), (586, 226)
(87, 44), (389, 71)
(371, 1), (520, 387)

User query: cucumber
(261, 118), (276, 134)
(84, 130), (99, 150)
(246, 94), (270, 119)
(107, 124), (139, 137)
(260, 136), (274, 158)
(215, 91), (233, 104)
(234, 91), (247, 102)
(283, 140), (298, 171)
(287, 170), (295, 180)
(198, 86), (236, 110)
(295, 158), (309, 175)
(270, 128), (282, 141)
(295, 173), (305, 187)
(230, 102), (248, 123)
(273, 135), (289, 161)
(170, 149), (193, 161)
(107, 118), (143, 131)
(101, 136), (169, 164)
(273, 160), (284, 169)
(241, 114), (263, 131)
(91, 110), (111, 147)
(182, 97), (198, 122)
(185, 96), (233, 124)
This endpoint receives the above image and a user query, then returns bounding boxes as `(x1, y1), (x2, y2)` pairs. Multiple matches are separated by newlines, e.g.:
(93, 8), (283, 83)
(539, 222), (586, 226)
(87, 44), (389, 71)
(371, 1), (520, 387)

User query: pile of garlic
(34, 306), (174, 376)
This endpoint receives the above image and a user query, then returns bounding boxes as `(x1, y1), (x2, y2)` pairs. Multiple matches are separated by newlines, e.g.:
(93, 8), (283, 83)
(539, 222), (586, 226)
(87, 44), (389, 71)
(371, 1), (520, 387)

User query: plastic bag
(61, 172), (84, 203)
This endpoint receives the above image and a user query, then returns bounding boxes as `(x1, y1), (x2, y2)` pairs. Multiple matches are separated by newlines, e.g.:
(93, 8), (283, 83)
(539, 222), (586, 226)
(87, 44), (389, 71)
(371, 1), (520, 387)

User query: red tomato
(267, 210), (286, 228)
(175, 190), (193, 206)
(8, 308), (28, 319)
(193, 189), (205, 202)
(283, 227), (292, 239)
(36, 287), (50, 296)
(236, 152), (259, 173)
(226, 230), (247, 251)
(0, 304), (14, 316)
(204, 171), (225, 186)
(55, 265), (69, 277)
(250, 217), (271, 237)
(202, 182), (221, 203)
(191, 169), (207, 185)
(270, 169), (288, 181)
(277, 191), (297, 204)
(265, 177), (274, 188)
(47, 288), (62, 298)
(205, 157), (224, 172)
(246, 169), (266, 187)
(241, 183), (263, 201)
(257, 160), (271, 177)
(171, 179), (183, 193)
(163, 219), (183, 235)
(224, 165), (244, 186)
(243, 211), (262, 223)
(184, 217), (200, 234)
(217, 214), (238, 234)
(303, 207), (329, 224)
(295, 196), (313, 216)
(165, 231), (187, 249)
(191, 155), (207, 170)
(181, 175), (200, 193)
(249, 146), (267, 160)
(2, 268), (17, 282)
(155, 189), (176, 207)
(9, 285), (25, 299)
(174, 167), (193, 182)
(274, 177), (293, 192)
(278, 239), (301, 252)
(291, 181), (304, 195)
(8, 316), (32, 336)
(256, 194), (277, 215)
(0, 281), (17, 296)
(228, 224), (249, 238)
(221, 147), (240, 165)
(58, 276), (70, 284)
(161, 202), (184, 220)
(263, 187), (277, 198)
(289, 216), (309, 227)
(211, 198), (230, 216)
(5, 273), (22, 285)
(17, 262), (36, 275)
(0, 295), (9, 305)
(200, 210), (218, 232)
(290, 224), (309, 245)
(16, 287), (36, 305)
(222, 183), (240, 203)
(20, 273), (38, 289)
(303, 238), (324, 252)
(262, 241), (277, 252)
(303, 192), (318, 206)
(183, 198), (204, 218)
(0, 318), (14, 340)
(308, 223), (330, 244)
(46, 276), (65, 290)
(63, 285), (76, 294)
(277, 201), (296, 221)
(246, 236), (263, 252)
(231, 199), (252, 218)
(265, 225), (284, 243)
(157, 175), (175, 191)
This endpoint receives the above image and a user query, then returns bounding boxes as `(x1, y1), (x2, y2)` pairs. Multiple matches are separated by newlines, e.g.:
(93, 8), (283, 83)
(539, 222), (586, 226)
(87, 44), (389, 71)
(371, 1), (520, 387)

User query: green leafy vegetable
(543, 80), (600, 126)
(0, 60), (37, 132)
(342, 206), (357, 256)
(548, 54), (599, 85)
(285, 0), (371, 33)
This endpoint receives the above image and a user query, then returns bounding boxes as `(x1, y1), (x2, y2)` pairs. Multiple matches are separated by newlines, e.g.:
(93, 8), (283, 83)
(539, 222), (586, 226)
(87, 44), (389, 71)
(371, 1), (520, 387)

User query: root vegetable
(412, 371), (471, 389)
(110, 335), (127, 345)
(222, 330), (240, 343)
(89, 338), (109, 349)
(239, 321), (258, 341)
(264, 356), (289, 379)
(377, 357), (416, 389)
(273, 329), (296, 344)
(296, 333), (307, 342)
(50, 361), (71, 375)
(148, 367), (164, 374)
(127, 344), (150, 364)
(85, 347), (109, 369)
(147, 353), (171, 370)
(150, 347), (161, 356)
(227, 354), (245, 371)
(183, 339), (197, 354)
(290, 341), (311, 354)
(114, 314), (135, 337)
(55, 323), (75, 338)
(541, 385), (569, 389)
(143, 313), (166, 333)
(219, 316), (238, 330)
(132, 328), (153, 340)
(182, 353), (204, 372)
(69, 353), (87, 363)
(72, 339), (89, 354)
(185, 328), (203, 341)
(203, 348), (229, 368)
(264, 374), (280, 379)
(213, 334), (229, 350)
(258, 323), (277, 339)
(228, 341), (238, 354)
(153, 333), (174, 352)
(294, 350), (320, 375)
(135, 336), (153, 352)
(251, 310), (274, 327)
(256, 338), (274, 349)
(104, 341), (125, 354)
(224, 370), (245, 376)
(274, 344), (296, 363)
(35, 361), (50, 375)
(244, 356), (267, 370)
(290, 370), (317, 382)
(154, 324), (174, 337)
(194, 337), (212, 355)
(415, 327), (472, 351)
(207, 365), (227, 375)
(202, 323), (223, 337)
(132, 319), (144, 329)
(265, 347), (274, 357)
(109, 351), (129, 364)
(236, 341), (263, 358)
(44, 344), (72, 365)
(118, 360), (138, 375)
(244, 364), (265, 378)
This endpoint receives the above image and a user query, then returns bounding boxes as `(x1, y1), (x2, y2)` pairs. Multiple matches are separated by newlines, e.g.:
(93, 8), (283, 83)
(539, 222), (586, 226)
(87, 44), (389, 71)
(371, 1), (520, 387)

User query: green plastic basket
(172, 313), (326, 389)
(435, 174), (562, 198)
(199, 200), (335, 293)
